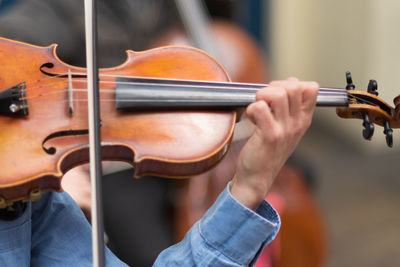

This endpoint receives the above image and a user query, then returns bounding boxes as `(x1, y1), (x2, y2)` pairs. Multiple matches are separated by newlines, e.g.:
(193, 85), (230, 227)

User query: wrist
(230, 178), (267, 211)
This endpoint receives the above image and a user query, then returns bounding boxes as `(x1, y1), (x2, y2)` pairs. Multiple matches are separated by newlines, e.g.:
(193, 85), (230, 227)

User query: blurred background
(1, 0), (400, 266)
(269, 1), (400, 266)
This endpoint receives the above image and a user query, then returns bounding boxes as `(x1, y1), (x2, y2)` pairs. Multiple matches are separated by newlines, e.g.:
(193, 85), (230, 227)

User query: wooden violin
(0, 36), (397, 207)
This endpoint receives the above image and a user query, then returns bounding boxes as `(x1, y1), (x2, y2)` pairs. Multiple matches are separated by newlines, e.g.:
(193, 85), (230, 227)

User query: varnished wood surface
(0, 37), (236, 204)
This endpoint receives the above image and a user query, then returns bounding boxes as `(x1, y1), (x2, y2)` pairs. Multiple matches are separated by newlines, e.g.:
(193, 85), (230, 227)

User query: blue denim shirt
(0, 185), (280, 266)
(155, 184), (280, 266)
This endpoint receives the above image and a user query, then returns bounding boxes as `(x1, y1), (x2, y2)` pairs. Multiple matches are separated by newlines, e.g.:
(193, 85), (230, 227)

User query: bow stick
(84, 0), (105, 266)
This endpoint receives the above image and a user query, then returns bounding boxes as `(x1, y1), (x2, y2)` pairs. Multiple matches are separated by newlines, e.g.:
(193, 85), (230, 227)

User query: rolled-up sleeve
(154, 183), (280, 266)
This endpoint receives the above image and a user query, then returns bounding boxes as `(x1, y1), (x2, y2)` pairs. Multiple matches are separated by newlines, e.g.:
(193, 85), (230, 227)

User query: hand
(230, 77), (319, 210)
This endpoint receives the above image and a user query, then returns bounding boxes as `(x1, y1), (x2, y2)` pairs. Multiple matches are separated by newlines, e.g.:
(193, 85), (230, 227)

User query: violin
(0, 36), (398, 208)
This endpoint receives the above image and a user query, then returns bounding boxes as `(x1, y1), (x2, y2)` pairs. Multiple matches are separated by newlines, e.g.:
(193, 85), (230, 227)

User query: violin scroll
(336, 72), (399, 147)
(393, 94), (400, 121)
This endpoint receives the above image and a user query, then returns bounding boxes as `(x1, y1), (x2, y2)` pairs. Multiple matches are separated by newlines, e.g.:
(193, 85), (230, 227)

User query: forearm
(153, 184), (280, 266)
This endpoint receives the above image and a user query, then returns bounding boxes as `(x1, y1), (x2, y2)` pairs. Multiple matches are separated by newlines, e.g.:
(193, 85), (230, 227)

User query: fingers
(246, 100), (274, 133)
(301, 81), (319, 113)
(262, 77), (319, 115)
(269, 77), (302, 117)
(246, 77), (318, 133)
(255, 85), (289, 122)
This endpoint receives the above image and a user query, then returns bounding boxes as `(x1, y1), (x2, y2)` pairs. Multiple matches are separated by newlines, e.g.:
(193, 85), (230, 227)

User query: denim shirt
(154, 184), (281, 266)
(0, 185), (280, 266)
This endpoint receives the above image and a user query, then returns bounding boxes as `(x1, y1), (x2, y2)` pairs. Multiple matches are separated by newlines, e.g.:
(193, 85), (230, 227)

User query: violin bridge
(67, 69), (74, 116)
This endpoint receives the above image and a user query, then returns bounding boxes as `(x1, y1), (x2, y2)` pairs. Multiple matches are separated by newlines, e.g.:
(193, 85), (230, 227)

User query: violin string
(101, 76), (346, 93)
(21, 73), (73, 90)
(19, 80), (383, 112)
(22, 71), (348, 93)
(17, 70), (377, 108)
(94, 72), (350, 92)
(20, 86), (348, 102)
(48, 93), (370, 107)
(22, 84), (378, 108)
(23, 91), (350, 106)
(23, 79), (347, 94)
(17, 70), (351, 105)
(25, 94), (365, 110)
(20, 66), (348, 98)
(103, 74), (349, 92)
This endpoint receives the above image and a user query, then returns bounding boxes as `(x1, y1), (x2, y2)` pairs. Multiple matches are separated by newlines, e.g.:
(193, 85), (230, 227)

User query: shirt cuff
(199, 183), (281, 266)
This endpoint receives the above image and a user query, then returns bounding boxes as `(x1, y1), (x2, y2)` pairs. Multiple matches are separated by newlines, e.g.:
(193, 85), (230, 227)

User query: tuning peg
(367, 79), (378, 96)
(383, 121), (393, 147)
(345, 71), (355, 90)
(362, 113), (374, 140)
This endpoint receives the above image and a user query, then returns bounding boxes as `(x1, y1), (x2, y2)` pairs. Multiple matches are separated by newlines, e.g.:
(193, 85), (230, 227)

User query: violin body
(0, 37), (236, 206)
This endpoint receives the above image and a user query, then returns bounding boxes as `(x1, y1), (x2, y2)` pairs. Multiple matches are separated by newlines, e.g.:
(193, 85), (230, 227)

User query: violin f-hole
(42, 129), (89, 155)
(39, 62), (86, 78)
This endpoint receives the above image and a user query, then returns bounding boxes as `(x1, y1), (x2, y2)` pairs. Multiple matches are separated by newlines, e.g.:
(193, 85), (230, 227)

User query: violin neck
(115, 77), (349, 110)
